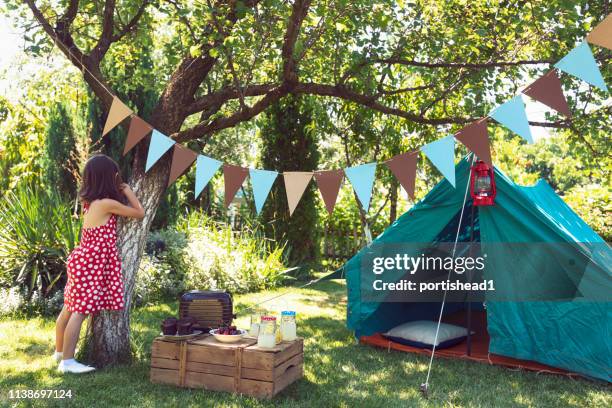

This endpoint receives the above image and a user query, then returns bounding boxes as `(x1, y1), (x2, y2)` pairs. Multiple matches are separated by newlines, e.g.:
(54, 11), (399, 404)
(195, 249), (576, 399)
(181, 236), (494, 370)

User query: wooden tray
(158, 330), (205, 341)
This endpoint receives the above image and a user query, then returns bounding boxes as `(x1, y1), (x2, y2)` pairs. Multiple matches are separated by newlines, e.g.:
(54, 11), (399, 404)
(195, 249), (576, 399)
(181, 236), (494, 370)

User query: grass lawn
(1, 279), (610, 407)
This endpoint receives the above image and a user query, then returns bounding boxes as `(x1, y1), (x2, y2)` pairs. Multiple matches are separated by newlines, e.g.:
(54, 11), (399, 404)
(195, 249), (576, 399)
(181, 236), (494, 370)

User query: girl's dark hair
(79, 154), (126, 204)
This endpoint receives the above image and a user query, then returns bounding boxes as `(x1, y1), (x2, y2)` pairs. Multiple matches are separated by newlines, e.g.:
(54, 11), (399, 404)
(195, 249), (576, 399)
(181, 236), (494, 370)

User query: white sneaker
(53, 351), (63, 363)
(58, 360), (96, 374)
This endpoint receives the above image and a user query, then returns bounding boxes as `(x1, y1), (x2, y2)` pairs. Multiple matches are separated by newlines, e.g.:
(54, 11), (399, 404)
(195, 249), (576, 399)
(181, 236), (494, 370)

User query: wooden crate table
(150, 335), (304, 399)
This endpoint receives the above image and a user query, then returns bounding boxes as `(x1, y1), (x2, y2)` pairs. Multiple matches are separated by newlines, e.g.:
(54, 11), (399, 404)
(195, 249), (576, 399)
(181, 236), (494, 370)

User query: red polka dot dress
(64, 201), (124, 314)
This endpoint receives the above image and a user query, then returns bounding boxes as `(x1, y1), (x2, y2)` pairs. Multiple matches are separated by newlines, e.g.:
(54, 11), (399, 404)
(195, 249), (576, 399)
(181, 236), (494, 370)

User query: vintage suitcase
(178, 290), (235, 331)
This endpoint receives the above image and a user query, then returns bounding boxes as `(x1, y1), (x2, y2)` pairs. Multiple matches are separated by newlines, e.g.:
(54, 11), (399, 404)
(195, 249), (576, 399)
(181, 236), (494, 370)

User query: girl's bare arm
(102, 184), (145, 219)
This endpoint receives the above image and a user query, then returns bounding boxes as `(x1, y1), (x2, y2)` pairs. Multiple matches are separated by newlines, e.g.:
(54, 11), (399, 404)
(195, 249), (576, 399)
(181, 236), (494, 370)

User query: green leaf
(335, 22), (348, 32)
(189, 45), (202, 57)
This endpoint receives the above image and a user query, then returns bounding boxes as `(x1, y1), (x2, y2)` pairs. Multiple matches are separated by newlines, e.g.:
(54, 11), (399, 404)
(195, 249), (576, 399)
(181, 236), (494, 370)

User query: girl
(54, 154), (144, 373)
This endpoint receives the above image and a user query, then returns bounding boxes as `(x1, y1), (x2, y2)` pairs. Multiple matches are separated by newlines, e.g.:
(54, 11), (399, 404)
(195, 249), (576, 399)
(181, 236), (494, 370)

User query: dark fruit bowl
(209, 328), (246, 343)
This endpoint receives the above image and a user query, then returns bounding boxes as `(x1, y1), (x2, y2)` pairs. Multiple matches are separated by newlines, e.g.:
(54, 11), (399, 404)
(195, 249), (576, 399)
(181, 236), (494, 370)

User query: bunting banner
(522, 70), (571, 118)
(124, 116), (153, 155)
(102, 96), (133, 136)
(102, 18), (609, 218)
(194, 155), (222, 199)
(489, 95), (534, 144)
(283, 172), (313, 216)
(421, 135), (456, 187)
(314, 170), (344, 214)
(455, 119), (492, 166)
(554, 41), (608, 92)
(586, 14), (612, 50)
(345, 163), (377, 212)
(145, 130), (175, 172)
(168, 144), (197, 187)
(385, 152), (418, 199)
(250, 169), (278, 215)
(223, 164), (249, 207)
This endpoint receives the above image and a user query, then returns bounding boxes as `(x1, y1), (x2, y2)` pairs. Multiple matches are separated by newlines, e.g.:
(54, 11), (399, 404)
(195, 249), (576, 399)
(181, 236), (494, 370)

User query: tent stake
(420, 382), (429, 397)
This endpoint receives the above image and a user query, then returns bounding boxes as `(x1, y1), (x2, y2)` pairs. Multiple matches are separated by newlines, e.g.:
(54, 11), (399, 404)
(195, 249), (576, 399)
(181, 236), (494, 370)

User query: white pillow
(384, 320), (468, 347)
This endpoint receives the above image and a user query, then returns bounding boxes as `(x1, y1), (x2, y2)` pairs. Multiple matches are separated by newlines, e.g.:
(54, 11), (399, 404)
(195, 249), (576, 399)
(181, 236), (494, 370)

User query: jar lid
(281, 311), (296, 316)
(261, 316), (276, 321)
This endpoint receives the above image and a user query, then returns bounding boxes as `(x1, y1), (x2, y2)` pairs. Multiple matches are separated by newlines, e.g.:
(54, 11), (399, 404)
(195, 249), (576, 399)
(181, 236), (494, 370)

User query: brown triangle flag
(102, 96), (133, 136)
(223, 164), (249, 207)
(586, 14), (612, 50)
(385, 152), (418, 199)
(314, 170), (344, 214)
(283, 172), (313, 216)
(167, 145), (197, 187)
(123, 116), (153, 156)
(455, 119), (492, 166)
(523, 70), (571, 118)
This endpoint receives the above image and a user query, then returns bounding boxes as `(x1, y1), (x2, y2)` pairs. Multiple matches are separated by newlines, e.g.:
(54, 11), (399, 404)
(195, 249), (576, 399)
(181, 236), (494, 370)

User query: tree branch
(294, 82), (476, 125)
(23, 0), (114, 108)
(90, 0), (116, 62)
(293, 82), (571, 128)
(341, 54), (610, 83)
(111, 0), (149, 42)
(206, 0), (246, 110)
(377, 57), (556, 69)
(174, 85), (289, 142)
(150, 0), (263, 132)
(281, 0), (312, 84)
(57, 0), (79, 32)
(187, 83), (278, 115)
(165, 0), (197, 42)
(175, 0), (311, 137)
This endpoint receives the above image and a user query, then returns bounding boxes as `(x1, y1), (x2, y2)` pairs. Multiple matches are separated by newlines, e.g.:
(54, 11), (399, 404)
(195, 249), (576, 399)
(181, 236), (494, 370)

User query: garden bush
(133, 229), (189, 305)
(178, 210), (290, 294)
(0, 286), (64, 317)
(134, 211), (290, 304)
(0, 183), (80, 315)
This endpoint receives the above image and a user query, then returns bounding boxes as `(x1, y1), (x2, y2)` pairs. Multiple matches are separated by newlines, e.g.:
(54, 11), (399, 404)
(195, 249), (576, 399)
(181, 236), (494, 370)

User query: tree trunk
(88, 133), (171, 367)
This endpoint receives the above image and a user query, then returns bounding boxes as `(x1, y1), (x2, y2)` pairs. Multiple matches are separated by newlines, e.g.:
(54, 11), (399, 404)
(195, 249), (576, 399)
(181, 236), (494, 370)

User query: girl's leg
(62, 312), (87, 359)
(58, 312), (95, 373)
(55, 306), (72, 353)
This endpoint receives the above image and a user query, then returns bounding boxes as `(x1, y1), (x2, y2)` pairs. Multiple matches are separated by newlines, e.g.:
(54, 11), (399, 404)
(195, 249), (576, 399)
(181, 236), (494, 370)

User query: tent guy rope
(420, 153), (476, 397)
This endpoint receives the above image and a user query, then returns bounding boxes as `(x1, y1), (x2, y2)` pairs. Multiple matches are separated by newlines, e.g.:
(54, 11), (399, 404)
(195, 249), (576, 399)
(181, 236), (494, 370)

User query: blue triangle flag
(250, 169), (278, 215)
(344, 163), (377, 212)
(194, 155), (223, 198)
(555, 41), (608, 92)
(145, 130), (175, 172)
(421, 135), (456, 187)
(489, 95), (533, 144)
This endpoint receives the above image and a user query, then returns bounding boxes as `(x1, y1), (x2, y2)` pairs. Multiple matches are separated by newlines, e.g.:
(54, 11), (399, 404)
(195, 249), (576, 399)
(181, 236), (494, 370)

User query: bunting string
(93, 14), (611, 217)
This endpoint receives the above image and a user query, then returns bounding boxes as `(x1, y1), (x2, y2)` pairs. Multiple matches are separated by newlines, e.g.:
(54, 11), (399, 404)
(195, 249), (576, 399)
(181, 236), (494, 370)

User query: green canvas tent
(335, 157), (611, 382)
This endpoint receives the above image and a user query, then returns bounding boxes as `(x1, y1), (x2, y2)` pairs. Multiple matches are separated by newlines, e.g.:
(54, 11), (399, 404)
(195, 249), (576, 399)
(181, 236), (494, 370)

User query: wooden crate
(150, 335), (303, 399)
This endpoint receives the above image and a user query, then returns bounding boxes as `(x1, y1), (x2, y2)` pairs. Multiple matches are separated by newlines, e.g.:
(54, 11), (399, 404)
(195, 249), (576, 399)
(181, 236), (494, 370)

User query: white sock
(61, 358), (77, 366)
(53, 351), (63, 362)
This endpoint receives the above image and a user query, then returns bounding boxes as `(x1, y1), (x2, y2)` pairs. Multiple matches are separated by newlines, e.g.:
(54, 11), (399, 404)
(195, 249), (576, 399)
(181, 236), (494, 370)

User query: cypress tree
(260, 95), (320, 267)
(43, 101), (78, 198)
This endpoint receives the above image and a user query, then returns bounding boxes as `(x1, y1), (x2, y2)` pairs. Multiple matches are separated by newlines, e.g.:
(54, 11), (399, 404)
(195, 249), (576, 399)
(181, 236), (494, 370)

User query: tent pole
(466, 203), (476, 356)
(421, 154), (475, 397)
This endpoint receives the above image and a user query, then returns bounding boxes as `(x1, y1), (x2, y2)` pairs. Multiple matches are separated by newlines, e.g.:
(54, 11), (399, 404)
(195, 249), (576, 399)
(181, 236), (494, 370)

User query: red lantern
(470, 160), (496, 206)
